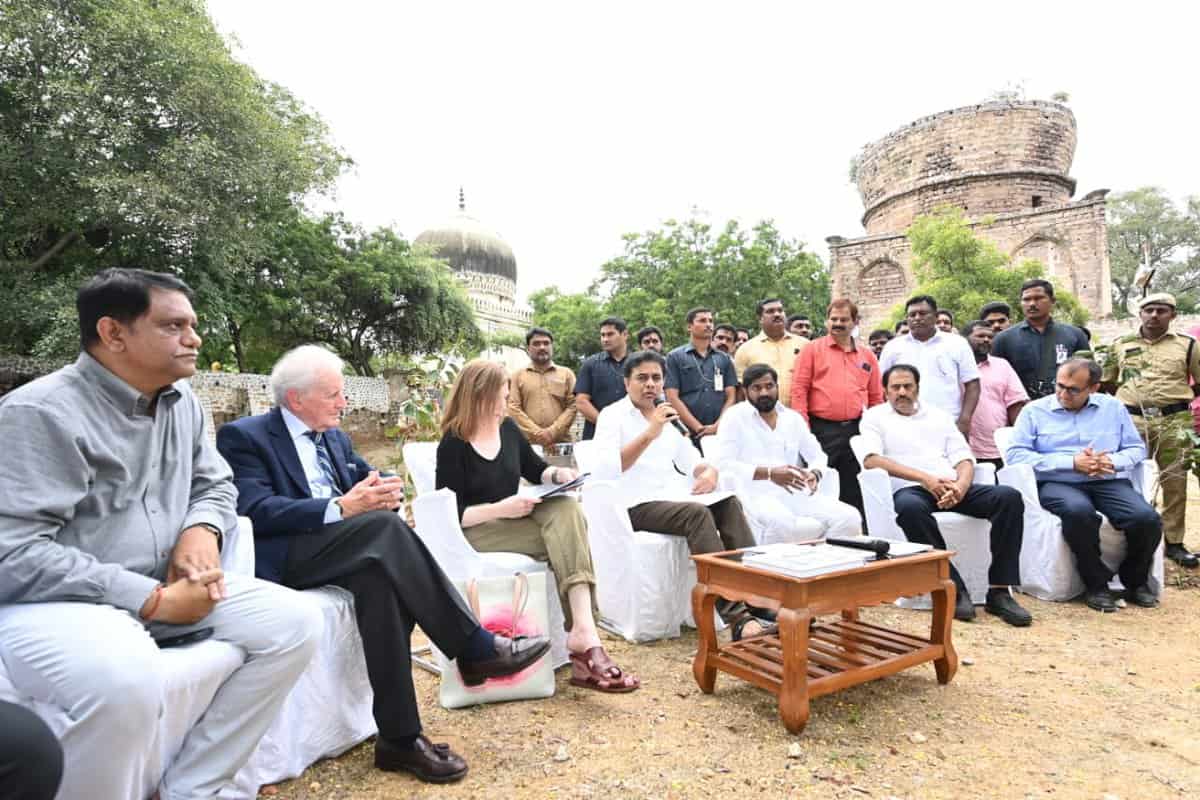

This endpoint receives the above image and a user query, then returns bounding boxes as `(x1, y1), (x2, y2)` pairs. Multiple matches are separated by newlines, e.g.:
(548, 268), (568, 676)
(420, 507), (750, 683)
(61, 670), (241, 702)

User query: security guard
(1101, 292), (1200, 568)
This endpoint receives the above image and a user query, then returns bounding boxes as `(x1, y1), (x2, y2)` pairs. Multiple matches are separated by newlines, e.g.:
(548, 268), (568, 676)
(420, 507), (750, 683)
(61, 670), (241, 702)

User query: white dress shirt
(280, 405), (342, 523)
(716, 401), (828, 489)
(593, 396), (710, 507)
(878, 331), (979, 418)
(859, 401), (975, 493)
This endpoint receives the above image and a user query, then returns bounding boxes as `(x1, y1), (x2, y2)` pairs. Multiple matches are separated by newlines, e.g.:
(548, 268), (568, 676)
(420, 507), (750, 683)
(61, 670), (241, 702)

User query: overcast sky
(207, 1), (1199, 302)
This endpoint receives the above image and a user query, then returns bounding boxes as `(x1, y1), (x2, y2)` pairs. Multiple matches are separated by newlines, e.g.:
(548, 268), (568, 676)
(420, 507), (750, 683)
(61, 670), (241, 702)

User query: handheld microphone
(654, 394), (692, 437)
(826, 536), (891, 559)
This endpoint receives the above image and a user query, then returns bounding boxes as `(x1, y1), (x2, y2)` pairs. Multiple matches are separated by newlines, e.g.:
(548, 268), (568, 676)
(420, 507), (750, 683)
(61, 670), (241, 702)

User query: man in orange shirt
(790, 299), (884, 521)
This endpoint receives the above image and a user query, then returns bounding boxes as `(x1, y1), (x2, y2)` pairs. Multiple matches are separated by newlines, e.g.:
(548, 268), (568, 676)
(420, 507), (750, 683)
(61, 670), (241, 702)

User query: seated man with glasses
(1005, 358), (1163, 612)
(593, 350), (769, 637)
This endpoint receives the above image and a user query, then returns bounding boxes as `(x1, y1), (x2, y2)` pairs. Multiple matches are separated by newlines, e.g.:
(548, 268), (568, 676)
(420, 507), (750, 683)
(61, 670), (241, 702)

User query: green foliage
(0, 0), (346, 359)
(882, 208), (1089, 331)
(594, 218), (830, 350)
(1107, 188), (1200, 316)
(242, 214), (482, 376)
(527, 287), (606, 367)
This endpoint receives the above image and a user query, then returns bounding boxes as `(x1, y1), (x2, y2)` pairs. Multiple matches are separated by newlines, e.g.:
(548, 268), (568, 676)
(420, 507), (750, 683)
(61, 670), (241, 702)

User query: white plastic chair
(573, 438), (705, 642)
(700, 434), (840, 545)
(849, 435), (998, 606)
(993, 426), (1165, 600)
(403, 443), (568, 668)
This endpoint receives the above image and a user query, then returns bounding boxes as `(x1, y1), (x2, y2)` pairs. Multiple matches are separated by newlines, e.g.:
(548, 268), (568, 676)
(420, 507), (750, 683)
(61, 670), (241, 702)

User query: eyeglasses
(1055, 383), (1088, 397)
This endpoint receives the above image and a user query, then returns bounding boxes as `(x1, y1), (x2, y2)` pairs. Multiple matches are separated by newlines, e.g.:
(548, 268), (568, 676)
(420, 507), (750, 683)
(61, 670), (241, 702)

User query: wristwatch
(195, 522), (224, 552)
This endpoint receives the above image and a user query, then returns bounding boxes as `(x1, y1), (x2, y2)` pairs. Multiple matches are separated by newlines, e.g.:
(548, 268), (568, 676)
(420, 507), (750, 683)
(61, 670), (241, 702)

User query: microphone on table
(654, 394), (692, 437)
(827, 536), (891, 559)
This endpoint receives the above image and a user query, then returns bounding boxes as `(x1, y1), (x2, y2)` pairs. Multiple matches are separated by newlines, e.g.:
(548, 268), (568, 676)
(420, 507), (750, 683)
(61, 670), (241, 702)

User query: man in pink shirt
(964, 320), (1028, 468)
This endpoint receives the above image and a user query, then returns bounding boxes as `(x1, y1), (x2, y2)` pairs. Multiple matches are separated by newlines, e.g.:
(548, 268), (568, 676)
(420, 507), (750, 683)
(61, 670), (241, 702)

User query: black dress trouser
(809, 416), (866, 522)
(893, 484), (1024, 588)
(282, 511), (480, 740)
(0, 701), (63, 800)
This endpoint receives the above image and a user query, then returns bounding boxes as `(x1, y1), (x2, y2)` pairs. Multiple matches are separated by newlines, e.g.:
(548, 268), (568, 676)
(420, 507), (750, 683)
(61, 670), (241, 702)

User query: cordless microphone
(654, 394), (692, 437)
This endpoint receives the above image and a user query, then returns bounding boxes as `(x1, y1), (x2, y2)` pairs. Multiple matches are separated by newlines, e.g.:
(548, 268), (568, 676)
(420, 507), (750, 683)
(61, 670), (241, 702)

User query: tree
(884, 208), (1088, 329)
(0, 0), (346, 357)
(593, 217), (830, 348)
(527, 287), (605, 368)
(1107, 188), (1200, 316)
(248, 215), (482, 376)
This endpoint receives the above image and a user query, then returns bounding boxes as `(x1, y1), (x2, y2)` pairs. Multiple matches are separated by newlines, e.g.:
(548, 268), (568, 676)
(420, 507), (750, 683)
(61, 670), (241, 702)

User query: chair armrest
(972, 462), (996, 485)
(818, 467), (840, 499)
(222, 516), (256, 575)
(411, 489), (487, 575)
(996, 463), (1042, 509)
(858, 467), (903, 540)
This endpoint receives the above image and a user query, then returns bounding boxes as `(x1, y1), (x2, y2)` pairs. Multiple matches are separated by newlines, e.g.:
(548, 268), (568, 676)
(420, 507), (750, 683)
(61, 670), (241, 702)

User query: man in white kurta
(716, 363), (862, 544)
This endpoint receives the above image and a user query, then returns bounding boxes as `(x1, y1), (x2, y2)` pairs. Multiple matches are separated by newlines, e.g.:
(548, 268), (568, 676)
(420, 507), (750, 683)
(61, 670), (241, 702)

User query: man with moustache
(861, 364), (1031, 625)
(1100, 293), (1200, 568)
(593, 351), (765, 631)
(790, 299), (884, 520)
(787, 314), (813, 339)
(713, 323), (738, 355)
(962, 320), (1027, 469)
(734, 298), (808, 409)
(509, 326), (577, 447)
(718, 363), (862, 542)
(636, 326), (664, 353)
(936, 309), (957, 334)
(879, 295), (980, 436)
(1006, 359), (1162, 612)
(665, 307), (737, 445)
(868, 329), (893, 358)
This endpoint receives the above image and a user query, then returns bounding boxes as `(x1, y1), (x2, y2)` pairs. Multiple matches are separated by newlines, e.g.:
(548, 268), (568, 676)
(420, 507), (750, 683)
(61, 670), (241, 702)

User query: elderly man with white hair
(217, 345), (550, 785)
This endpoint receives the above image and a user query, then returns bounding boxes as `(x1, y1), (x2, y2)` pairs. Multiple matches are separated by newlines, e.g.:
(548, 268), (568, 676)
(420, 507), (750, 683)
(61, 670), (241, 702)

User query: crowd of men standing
(508, 279), (1200, 575)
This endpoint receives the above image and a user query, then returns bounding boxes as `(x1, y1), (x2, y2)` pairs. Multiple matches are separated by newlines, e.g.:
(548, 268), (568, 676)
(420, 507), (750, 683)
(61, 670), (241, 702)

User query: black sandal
(730, 614), (779, 641)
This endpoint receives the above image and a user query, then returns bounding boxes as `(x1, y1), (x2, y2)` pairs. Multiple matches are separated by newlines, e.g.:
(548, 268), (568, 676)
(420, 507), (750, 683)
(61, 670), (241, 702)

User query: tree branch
(27, 231), (81, 270)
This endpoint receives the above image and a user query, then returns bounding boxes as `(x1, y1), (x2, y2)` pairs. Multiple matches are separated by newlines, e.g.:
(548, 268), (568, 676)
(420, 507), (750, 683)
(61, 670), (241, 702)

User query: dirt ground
(272, 443), (1200, 800)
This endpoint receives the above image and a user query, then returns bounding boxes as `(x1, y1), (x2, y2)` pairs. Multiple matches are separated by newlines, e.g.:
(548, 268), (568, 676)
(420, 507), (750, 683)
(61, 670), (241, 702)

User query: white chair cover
(993, 426), (1165, 600)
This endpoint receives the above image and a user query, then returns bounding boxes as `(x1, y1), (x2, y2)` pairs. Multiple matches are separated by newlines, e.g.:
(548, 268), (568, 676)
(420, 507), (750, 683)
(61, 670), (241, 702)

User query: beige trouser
(1133, 410), (1194, 545)
(464, 496), (598, 630)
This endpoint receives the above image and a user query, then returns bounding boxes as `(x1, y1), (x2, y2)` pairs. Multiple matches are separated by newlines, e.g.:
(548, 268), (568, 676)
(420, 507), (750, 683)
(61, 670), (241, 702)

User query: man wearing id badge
(992, 279), (1090, 400)
(665, 307), (737, 447)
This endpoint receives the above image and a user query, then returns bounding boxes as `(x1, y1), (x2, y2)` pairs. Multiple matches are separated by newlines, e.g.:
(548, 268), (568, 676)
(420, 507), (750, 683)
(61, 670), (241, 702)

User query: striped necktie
(305, 431), (344, 496)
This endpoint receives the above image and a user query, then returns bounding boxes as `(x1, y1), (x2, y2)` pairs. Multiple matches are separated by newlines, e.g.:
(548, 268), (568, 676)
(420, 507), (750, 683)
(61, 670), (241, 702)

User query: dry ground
(273, 443), (1200, 800)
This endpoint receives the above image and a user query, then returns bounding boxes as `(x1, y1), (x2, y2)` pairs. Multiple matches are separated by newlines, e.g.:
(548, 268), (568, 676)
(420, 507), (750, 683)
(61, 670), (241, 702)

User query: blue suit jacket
(216, 407), (375, 582)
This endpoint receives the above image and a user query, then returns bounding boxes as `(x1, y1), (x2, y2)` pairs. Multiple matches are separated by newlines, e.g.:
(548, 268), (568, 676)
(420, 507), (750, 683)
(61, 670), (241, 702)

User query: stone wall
(830, 198), (1111, 333)
(0, 356), (397, 441)
(855, 101), (1077, 235)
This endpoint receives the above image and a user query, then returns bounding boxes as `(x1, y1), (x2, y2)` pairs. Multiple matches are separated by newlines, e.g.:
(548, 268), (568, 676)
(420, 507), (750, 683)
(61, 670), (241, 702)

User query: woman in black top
(436, 360), (638, 693)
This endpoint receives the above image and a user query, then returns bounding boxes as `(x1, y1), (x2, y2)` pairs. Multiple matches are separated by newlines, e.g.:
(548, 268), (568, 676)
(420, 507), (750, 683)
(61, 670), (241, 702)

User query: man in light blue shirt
(1006, 358), (1162, 612)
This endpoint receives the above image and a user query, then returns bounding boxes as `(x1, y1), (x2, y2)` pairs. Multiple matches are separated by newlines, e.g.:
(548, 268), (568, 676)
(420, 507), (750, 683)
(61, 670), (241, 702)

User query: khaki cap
(1138, 292), (1177, 310)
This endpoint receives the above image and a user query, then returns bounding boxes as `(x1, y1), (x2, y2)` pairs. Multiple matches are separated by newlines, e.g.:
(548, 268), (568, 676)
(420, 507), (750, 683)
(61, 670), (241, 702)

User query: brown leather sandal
(568, 646), (640, 693)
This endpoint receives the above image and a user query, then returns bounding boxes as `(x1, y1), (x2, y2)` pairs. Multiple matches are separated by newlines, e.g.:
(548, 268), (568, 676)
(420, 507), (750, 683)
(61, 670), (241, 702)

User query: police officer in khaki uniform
(1100, 292), (1200, 568)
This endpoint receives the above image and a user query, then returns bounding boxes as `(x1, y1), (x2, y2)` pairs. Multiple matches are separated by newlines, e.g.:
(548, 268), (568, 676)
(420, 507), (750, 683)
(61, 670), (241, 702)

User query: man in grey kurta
(0, 268), (322, 800)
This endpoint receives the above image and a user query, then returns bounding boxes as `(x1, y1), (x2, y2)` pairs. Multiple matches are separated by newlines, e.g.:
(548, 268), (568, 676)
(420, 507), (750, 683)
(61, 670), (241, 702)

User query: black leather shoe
(457, 633), (550, 686)
(954, 587), (976, 621)
(1126, 584), (1159, 608)
(984, 590), (1032, 627)
(375, 735), (468, 783)
(1085, 588), (1118, 613)
(1165, 543), (1199, 568)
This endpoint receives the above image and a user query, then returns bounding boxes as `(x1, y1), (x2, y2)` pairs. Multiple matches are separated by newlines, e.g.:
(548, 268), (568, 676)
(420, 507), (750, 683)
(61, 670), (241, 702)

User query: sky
(207, 1), (1200, 302)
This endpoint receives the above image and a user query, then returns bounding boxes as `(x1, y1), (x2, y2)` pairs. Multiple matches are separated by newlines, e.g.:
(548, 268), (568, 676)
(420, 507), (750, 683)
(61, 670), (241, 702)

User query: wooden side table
(691, 548), (958, 734)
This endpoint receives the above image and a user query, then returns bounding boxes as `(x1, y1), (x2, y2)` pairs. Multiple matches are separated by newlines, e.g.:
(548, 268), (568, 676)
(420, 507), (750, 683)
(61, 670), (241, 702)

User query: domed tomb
(414, 190), (530, 335)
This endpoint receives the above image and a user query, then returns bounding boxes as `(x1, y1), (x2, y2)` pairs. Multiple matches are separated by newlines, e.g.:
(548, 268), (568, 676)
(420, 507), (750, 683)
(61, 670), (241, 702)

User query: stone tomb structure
(415, 190), (533, 337)
(828, 101), (1112, 331)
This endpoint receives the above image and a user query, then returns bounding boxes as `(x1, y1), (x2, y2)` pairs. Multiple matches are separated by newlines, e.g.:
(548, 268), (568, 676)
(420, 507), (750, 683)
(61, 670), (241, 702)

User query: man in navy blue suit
(217, 345), (549, 784)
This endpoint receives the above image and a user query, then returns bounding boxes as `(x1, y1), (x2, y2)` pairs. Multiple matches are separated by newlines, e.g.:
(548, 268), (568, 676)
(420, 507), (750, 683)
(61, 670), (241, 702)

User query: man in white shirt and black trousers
(594, 350), (772, 637)
(859, 363), (1032, 627)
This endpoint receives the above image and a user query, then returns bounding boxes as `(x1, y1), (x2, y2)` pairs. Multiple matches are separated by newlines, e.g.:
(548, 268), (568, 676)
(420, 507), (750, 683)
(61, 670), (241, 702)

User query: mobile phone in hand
(153, 626), (215, 649)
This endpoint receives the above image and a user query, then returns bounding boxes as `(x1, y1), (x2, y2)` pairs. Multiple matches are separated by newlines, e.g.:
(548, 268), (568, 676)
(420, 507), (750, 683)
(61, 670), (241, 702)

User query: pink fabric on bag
(463, 603), (544, 690)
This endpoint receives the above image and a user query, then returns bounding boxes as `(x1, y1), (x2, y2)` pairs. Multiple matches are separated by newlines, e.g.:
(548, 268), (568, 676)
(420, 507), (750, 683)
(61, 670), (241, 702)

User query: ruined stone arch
(1011, 231), (1076, 294)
